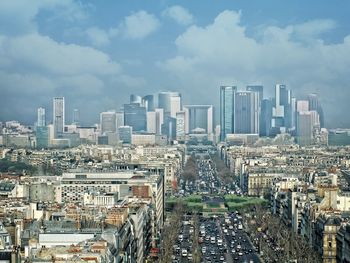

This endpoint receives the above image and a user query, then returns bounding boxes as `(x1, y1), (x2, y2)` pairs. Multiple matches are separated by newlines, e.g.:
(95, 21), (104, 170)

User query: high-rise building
(124, 103), (147, 132)
(116, 111), (124, 128)
(142, 95), (155, 112)
(183, 105), (213, 134)
(130, 94), (142, 104)
(37, 107), (46, 127)
(53, 97), (65, 138)
(36, 126), (49, 148)
(176, 111), (186, 141)
(155, 108), (164, 135)
(296, 100), (309, 112)
(118, 126), (132, 144)
(100, 111), (117, 134)
(72, 109), (80, 125)
(146, 111), (157, 133)
(296, 111), (313, 146)
(162, 116), (176, 141)
(272, 84), (292, 132)
(234, 91), (259, 134)
(246, 85), (263, 103)
(220, 86), (236, 141)
(260, 98), (273, 137)
(247, 85), (263, 135)
(158, 92), (182, 118)
(308, 93), (325, 128)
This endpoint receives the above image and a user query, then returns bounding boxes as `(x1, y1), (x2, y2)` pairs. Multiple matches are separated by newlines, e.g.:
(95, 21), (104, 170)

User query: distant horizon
(1, 1), (350, 128)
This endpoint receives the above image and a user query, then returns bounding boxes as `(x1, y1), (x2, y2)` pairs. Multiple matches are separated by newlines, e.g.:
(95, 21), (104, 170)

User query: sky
(0, 0), (350, 128)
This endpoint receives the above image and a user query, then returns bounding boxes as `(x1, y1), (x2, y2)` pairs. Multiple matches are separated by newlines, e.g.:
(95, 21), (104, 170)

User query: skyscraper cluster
(220, 84), (325, 145)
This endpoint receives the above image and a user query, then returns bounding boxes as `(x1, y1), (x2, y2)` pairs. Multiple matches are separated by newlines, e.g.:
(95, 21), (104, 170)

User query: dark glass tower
(220, 86), (236, 141)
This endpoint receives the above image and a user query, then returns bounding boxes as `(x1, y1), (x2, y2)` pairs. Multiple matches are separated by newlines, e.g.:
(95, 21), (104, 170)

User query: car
(181, 249), (188, 257)
(238, 252), (243, 256)
(220, 256), (225, 261)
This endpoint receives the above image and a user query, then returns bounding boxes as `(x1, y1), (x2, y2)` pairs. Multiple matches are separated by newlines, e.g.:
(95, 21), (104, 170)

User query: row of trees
(181, 156), (198, 182)
(210, 154), (234, 184)
(0, 159), (37, 174)
(158, 203), (184, 263)
(247, 204), (321, 262)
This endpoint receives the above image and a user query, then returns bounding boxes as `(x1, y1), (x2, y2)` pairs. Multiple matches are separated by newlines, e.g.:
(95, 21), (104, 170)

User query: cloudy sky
(0, 0), (349, 128)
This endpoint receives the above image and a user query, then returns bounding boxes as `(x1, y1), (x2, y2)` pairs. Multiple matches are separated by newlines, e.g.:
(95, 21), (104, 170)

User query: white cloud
(0, 0), (88, 35)
(0, 33), (121, 76)
(162, 5), (194, 26)
(120, 10), (160, 39)
(160, 10), (350, 127)
(85, 26), (111, 46)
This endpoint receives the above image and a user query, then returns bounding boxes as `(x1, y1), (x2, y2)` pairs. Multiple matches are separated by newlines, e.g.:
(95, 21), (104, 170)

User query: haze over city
(0, 0), (350, 127)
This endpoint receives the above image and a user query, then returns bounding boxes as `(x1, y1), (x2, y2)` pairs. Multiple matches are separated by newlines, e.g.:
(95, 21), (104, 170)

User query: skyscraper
(158, 91), (182, 118)
(296, 111), (313, 146)
(118, 126), (132, 144)
(176, 111), (186, 141)
(247, 85), (263, 135)
(234, 91), (259, 134)
(72, 109), (80, 125)
(260, 98), (273, 137)
(272, 84), (292, 132)
(124, 103), (147, 132)
(142, 95), (155, 112)
(183, 105), (213, 134)
(37, 107), (46, 127)
(53, 97), (65, 138)
(220, 86), (236, 141)
(308, 93), (325, 128)
(100, 111), (117, 134)
(130, 94), (142, 104)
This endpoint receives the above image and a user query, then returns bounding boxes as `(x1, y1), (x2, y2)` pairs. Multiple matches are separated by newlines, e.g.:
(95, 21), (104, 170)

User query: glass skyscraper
(53, 97), (65, 138)
(37, 107), (46, 127)
(124, 103), (147, 132)
(234, 91), (259, 134)
(220, 86), (236, 141)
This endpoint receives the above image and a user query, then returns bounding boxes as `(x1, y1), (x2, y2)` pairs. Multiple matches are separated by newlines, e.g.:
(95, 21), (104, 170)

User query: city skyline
(0, 1), (350, 127)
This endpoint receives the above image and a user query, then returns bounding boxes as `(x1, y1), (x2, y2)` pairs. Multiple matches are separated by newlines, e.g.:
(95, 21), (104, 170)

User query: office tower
(296, 111), (313, 146)
(130, 94), (142, 104)
(308, 93), (325, 128)
(234, 91), (259, 134)
(162, 116), (176, 141)
(142, 95), (155, 112)
(183, 105), (213, 134)
(36, 126), (49, 148)
(116, 111), (124, 128)
(272, 84), (292, 131)
(146, 111), (157, 133)
(296, 100), (309, 112)
(100, 111), (117, 134)
(220, 86), (236, 141)
(53, 97), (65, 138)
(247, 85), (263, 135)
(72, 109), (80, 125)
(118, 126), (132, 144)
(176, 111), (186, 141)
(155, 108), (164, 135)
(260, 98), (273, 137)
(291, 97), (297, 131)
(124, 103), (147, 132)
(158, 91), (182, 118)
(37, 107), (46, 127)
(246, 85), (263, 103)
